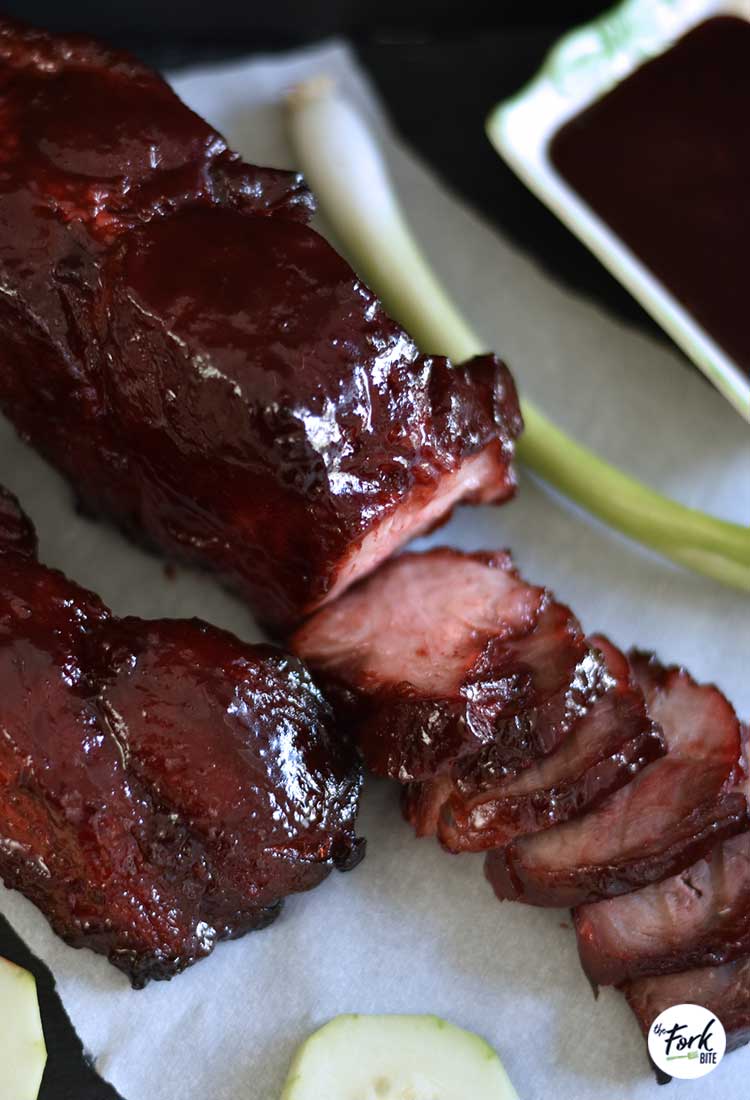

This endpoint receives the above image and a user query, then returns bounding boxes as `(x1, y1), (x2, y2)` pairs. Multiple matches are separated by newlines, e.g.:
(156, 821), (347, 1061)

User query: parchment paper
(1, 40), (748, 1100)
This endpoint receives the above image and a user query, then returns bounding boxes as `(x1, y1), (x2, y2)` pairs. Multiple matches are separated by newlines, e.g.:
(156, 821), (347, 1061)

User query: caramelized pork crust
(0, 19), (521, 633)
(0, 487), (362, 986)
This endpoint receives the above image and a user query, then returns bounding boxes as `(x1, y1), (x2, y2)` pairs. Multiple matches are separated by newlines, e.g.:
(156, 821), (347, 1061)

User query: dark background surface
(0, 3), (665, 1098)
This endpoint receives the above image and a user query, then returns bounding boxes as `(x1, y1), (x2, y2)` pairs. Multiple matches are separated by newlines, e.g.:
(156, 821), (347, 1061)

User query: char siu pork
(486, 652), (747, 907)
(0, 19), (521, 634)
(0, 486), (362, 987)
(575, 830), (750, 987)
(404, 635), (664, 852)
(293, 548), (611, 782)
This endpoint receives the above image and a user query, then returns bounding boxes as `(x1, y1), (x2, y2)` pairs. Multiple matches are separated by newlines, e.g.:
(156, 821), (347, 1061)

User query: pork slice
(626, 957), (750, 1059)
(409, 635), (664, 852)
(293, 548), (608, 781)
(486, 652), (747, 907)
(576, 830), (750, 987)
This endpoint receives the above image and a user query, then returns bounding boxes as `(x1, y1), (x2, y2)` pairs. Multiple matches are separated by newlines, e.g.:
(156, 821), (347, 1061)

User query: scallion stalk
(286, 80), (750, 590)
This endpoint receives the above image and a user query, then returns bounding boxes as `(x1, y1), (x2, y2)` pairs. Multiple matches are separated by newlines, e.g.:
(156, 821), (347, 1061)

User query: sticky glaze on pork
(293, 548), (609, 782)
(0, 486), (362, 986)
(0, 20), (521, 633)
(486, 652), (747, 907)
(406, 635), (664, 851)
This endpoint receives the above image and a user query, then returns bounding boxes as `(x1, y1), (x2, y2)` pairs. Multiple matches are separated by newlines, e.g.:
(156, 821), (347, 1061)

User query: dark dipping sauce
(549, 16), (750, 378)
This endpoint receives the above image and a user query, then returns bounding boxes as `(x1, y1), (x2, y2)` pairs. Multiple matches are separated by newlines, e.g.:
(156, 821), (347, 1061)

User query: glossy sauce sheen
(409, 634), (665, 853)
(0, 19), (521, 632)
(0, 486), (362, 986)
(550, 16), (750, 377)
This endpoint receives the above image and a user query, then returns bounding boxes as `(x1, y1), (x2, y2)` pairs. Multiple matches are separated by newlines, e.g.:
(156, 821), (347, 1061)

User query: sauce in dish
(549, 16), (750, 378)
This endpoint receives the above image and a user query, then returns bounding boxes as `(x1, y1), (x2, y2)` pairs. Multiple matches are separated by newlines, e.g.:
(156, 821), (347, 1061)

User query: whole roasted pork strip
(0, 487), (362, 986)
(405, 634), (664, 852)
(0, 19), (521, 633)
(575, 830), (750, 988)
(486, 652), (747, 907)
(293, 548), (611, 782)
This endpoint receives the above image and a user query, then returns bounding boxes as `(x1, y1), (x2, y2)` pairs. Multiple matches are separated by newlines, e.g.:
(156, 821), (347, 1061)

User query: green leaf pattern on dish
(547, 0), (693, 98)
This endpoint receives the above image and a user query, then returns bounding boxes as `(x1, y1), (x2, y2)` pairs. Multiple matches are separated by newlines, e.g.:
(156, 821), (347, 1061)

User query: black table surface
(0, 8), (672, 1099)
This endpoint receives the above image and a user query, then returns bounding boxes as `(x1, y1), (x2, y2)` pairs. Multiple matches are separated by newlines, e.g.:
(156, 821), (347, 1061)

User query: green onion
(286, 80), (750, 590)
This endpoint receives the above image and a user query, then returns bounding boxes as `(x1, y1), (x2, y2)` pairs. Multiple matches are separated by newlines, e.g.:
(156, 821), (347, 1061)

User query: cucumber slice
(0, 956), (47, 1100)
(281, 1014), (519, 1100)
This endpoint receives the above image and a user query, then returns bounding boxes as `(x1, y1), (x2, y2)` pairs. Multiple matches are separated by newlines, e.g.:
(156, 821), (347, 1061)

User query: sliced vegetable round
(0, 956), (47, 1100)
(281, 1013), (519, 1100)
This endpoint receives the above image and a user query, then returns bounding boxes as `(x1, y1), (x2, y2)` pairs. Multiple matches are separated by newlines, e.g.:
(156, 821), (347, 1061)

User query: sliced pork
(0, 19), (521, 634)
(576, 831), (750, 987)
(0, 487), (362, 986)
(626, 957), (750, 1058)
(293, 548), (609, 781)
(405, 635), (664, 851)
(486, 652), (747, 907)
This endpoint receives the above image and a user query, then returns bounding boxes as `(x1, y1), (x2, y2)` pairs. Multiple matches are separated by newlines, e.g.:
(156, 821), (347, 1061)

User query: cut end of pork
(293, 548), (609, 782)
(322, 437), (518, 614)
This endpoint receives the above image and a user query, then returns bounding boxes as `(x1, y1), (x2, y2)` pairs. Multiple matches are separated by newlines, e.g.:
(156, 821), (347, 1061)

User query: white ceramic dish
(487, 0), (750, 423)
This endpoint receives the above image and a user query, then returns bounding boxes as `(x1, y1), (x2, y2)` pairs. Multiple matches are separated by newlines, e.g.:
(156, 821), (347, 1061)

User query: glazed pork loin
(2, 15), (747, 1074)
(0, 487), (362, 986)
(0, 18), (521, 634)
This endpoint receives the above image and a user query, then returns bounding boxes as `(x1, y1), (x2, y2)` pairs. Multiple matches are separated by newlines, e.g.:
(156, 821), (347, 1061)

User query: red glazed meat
(406, 635), (664, 852)
(0, 487), (362, 987)
(575, 831), (750, 987)
(293, 548), (609, 781)
(626, 957), (750, 1059)
(0, 19), (521, 633)
(486, 652), (747, 907)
